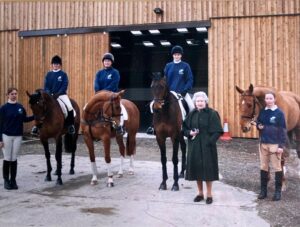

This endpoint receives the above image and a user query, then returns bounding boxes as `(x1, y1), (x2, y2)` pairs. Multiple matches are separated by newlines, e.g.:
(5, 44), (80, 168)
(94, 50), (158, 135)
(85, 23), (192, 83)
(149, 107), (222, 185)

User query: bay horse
(151, 73), (187, 191)
(27, 90), (80, 185)
(81, 90), (140, 187)
(236, 84), (300, 189)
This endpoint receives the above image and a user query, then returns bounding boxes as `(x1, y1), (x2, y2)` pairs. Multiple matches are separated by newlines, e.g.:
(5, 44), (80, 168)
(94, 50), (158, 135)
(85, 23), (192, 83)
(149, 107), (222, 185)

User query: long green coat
(182, 107), (223, 181)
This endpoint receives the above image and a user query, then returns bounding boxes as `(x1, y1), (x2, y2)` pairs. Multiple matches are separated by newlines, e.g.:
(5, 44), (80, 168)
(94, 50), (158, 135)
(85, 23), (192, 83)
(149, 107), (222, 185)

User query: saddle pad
(121, 103), (128, 121)
(170, 91), (186, 120)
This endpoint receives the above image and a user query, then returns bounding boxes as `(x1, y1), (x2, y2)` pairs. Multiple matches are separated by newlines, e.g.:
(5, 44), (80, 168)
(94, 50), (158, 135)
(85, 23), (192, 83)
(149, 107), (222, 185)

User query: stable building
(0, 0), (299, 137)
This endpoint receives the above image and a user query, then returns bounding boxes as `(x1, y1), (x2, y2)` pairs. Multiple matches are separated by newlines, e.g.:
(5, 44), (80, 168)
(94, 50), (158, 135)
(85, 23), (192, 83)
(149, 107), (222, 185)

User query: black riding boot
(146, 125), (155, 135)
(66, 110), (75, 135)
(3, 160), (12, 190)
(258, 170), (268, 199)
(10, 160), (18, 190)
(273, 171), (283, 201)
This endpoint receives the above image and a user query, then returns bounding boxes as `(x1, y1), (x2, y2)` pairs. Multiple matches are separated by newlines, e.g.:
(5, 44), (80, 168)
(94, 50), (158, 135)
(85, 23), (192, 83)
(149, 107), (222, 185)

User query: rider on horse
(94, 53), (124, 135)
(147, 45), (194, 134)
(31, 55), (76, 135)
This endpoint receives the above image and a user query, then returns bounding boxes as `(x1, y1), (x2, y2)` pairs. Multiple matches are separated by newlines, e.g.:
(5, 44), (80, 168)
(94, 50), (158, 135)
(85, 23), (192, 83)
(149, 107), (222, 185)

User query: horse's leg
(55, 137), (63, 185)
(157, 137), (167, 190)
(281, 156), (287, 191)
(125, 132), (136, 175)
(83, 133), (98, 185)
(171, 137), (180, 191)
(103, 138), (114, 187)
(295, 126), (300, 158)
(116, 135), (125, 177)
(41, 140), (52, 181)
(179, 134), (186, 178)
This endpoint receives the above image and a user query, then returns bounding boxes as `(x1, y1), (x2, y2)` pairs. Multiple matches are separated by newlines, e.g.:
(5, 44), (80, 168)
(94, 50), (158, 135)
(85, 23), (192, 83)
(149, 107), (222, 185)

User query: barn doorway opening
(110, 25), (208, 131)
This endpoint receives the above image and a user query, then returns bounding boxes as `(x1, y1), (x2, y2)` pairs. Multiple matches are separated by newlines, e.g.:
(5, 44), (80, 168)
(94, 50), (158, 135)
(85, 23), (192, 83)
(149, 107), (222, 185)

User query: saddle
(170, 91), (189, 120)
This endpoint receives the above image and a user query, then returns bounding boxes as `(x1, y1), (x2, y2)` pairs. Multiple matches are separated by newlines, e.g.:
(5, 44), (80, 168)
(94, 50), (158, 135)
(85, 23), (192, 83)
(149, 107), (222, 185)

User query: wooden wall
(0, 0), (300, 31)
(209, 15), (300, 138)
(18, 32), (109, 131)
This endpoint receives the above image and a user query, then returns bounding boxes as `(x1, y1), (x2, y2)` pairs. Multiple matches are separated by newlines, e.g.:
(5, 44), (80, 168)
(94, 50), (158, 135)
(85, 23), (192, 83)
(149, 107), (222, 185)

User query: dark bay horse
(27, 90), (80, 185)
(81, 90), (140, 187)
(151, 73), (186, 191)
(236, 84), (300, 190)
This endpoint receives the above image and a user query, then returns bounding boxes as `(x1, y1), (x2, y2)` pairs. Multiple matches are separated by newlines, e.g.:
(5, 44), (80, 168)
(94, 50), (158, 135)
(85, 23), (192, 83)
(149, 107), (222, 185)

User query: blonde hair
(193, 91), (209, 103)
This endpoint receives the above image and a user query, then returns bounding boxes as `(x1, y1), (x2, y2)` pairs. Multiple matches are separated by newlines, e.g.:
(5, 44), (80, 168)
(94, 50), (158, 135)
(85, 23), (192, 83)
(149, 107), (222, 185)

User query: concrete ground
(0, 154), (270, 227)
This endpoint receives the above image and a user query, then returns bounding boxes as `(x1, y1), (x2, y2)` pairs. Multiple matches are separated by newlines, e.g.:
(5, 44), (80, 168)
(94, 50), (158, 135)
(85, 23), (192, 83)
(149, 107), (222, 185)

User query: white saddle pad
(57, 99), (76, 118)
(170, 91), (186, 120)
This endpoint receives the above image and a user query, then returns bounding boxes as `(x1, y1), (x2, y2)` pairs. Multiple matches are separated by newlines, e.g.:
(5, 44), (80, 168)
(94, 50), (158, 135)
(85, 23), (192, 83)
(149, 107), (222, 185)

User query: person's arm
(278, 111), (287, 148)
(43, 73), (50, 94)
(22, 107), (35, 123)
(208, 110), (223, 145)
(0, 107), (4, 142)
(57, 72), (68, 95)
(94, 71), (100, 93)
(183, 64), (193, 95)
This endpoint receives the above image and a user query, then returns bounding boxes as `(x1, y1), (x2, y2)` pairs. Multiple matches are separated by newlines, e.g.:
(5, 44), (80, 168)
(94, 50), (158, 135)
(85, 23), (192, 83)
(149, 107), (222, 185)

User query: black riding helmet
(171, 45), (183, 55)
(102, 53), (114, 63)
(51, 55), (62, 65)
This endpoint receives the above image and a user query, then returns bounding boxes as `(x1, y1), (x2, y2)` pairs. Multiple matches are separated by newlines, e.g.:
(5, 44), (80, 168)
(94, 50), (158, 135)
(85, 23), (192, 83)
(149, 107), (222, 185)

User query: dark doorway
(110, 27), (208, 131)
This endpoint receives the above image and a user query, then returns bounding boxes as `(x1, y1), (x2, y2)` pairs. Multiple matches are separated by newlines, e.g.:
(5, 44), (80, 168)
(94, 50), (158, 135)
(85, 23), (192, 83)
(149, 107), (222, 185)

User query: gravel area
(2, 135), (300, 227)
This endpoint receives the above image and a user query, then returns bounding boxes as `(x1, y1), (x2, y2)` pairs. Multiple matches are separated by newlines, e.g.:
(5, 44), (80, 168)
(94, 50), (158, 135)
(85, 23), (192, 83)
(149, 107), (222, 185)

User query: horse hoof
(69, 169), (75, 175)
(90, 180), (98, 185)
(159, 183), (167, 190)
(179, 172), (185, 178)
(171, 184), (179, 191)
(44, 176), (52, 181)
(107, 182), (114, 187)
(56, 179), (63, 185)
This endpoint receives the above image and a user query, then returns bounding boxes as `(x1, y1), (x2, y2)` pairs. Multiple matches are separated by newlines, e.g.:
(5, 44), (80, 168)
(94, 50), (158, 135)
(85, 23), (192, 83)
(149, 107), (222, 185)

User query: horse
(26, 90), (80, 185)
(150, 73), (187, 191)
(235, 84), (300, 190)
(81, 90), (140, 187)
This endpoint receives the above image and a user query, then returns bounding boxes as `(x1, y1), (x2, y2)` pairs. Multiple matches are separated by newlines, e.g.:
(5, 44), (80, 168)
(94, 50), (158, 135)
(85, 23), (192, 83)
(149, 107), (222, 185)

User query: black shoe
(67, 125), (75, 135)
(146, 127), (154, 135)
(31, 126), (39, 136)
(206, 197), (213, 204)
(193, 195), (204, 202)
(4, 179), (12, 190)
(10, 180), (18, 190)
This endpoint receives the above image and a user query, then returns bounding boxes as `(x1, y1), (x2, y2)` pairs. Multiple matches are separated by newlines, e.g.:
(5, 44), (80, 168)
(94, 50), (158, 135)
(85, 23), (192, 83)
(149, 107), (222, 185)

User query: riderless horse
(81, 90), (140, 187)
(27, 90), (80, 185)
(236, 84), (300, 189)
(151, 73), (187, 191)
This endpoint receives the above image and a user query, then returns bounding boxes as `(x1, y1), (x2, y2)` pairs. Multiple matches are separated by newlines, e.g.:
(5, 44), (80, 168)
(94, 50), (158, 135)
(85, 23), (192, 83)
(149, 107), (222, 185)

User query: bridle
(82, 94), (122, 127)
(240, 93), (263, 124)
(30, 95), (49, 127)
(151, 82), (169, 108)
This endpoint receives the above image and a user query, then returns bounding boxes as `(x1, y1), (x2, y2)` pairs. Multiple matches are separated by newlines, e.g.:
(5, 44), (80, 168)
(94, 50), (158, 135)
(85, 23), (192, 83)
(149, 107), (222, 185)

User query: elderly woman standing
(182, 91), (223, 204)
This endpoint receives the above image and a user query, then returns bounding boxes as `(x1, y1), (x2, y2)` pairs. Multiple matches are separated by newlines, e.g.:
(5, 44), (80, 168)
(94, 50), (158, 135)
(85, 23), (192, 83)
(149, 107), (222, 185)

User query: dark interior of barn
(110, 27), (208, 131)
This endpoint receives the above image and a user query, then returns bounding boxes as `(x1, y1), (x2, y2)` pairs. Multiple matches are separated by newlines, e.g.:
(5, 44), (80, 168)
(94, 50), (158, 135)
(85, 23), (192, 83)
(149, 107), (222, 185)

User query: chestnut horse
(236, 84), (300, 189)
(151, 73), (186, 191)
(27, 90), (80, 185)
(81, 90), (140, 187)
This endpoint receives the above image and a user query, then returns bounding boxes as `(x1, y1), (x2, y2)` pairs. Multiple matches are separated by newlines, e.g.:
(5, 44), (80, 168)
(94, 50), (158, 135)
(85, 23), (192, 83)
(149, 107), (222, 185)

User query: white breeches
(2, 134), (22, 161)
(57, 95), (73, 112)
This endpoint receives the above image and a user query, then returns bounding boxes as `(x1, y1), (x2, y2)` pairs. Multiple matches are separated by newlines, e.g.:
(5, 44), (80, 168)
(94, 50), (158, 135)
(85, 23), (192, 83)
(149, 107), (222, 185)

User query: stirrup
(31, 126), (39, 136)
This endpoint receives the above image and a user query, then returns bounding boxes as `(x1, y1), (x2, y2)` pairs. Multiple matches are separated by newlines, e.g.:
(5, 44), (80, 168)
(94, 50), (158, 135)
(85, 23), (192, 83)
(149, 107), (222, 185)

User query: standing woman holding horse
(256, 92), (287, 201)
(0, 88), (34, 190)
(182, 92), (223, 204)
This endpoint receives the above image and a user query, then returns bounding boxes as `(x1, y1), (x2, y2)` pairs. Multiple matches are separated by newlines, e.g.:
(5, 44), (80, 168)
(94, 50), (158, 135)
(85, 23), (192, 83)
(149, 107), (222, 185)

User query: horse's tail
(64, 133), (77, 153)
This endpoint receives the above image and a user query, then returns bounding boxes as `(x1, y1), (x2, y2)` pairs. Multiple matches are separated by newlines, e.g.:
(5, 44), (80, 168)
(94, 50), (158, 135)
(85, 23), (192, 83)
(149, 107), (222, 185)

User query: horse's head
(151, 72), (169, 111)
(26, 89), (51, 124)
(102, 90), (124, 125)
(235, 84), (261, 133)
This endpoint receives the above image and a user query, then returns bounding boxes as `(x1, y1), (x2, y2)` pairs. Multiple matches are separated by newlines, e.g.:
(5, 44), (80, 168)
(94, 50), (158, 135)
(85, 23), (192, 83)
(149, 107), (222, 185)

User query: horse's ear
(26, 90), (31, 97)
(249, 84), (254, 93)
(152, 72), (162, 80)
(117, 90), (125, 98)
(235, 85), (244, 94)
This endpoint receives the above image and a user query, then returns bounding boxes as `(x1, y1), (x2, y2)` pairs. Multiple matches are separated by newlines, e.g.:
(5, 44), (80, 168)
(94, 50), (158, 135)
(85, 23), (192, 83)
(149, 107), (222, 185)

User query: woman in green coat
(182, 91), (223, 204)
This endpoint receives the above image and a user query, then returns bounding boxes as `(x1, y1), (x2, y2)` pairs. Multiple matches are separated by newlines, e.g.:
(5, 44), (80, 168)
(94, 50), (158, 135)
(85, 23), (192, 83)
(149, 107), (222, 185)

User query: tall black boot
(3, 160), (12, 190)
(258, 170), (268, 199)
(10, 160), (18, 190)
(273, 171), (283, 201)
(66, 110), (75, 135)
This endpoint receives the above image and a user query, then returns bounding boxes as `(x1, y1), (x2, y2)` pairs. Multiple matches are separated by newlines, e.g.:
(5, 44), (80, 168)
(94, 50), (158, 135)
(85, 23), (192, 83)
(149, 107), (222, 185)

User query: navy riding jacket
(44, 70), (68, 95)
(94, 67), (120, 93)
